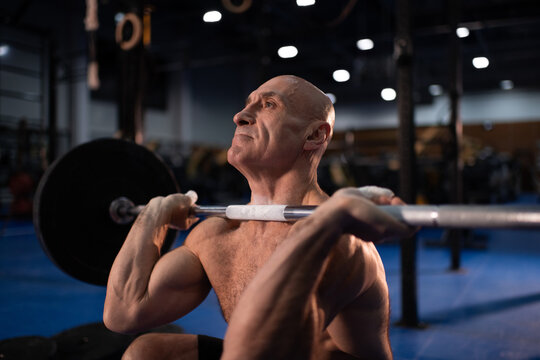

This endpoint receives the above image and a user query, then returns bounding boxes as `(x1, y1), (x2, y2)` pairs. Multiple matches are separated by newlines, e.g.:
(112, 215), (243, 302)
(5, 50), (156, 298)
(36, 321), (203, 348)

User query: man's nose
(233, 108), (255, 126)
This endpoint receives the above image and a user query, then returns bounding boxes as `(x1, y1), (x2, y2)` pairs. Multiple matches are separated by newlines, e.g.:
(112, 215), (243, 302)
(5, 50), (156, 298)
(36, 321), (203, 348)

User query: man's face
(227, 76), (309, 174)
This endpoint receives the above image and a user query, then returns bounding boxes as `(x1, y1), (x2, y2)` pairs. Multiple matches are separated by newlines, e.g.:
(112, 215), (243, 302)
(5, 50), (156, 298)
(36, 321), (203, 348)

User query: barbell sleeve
(110, 197), (540, 228)
(378, 205), (540, 229)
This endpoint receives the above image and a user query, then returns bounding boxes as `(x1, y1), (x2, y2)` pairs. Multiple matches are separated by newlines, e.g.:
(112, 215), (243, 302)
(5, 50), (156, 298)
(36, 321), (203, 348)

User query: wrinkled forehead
(251, 76), (299, 104)
(254, 76), (317, 115)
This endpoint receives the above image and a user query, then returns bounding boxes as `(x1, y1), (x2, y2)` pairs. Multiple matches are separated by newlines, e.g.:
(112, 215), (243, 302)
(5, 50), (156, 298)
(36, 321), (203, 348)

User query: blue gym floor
(1, 196), (540, 359)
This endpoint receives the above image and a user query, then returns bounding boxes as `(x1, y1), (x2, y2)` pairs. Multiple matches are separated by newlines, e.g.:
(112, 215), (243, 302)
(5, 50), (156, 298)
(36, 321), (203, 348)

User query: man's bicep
(151, 245), (209, 289)
(143, 245), (212, 322)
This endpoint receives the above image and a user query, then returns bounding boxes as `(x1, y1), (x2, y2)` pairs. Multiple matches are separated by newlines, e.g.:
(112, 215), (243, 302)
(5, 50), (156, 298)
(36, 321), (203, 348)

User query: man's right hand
(317, 187), (414, 243)
(142, 190), (199, 231)
(160, 190), (200, 230)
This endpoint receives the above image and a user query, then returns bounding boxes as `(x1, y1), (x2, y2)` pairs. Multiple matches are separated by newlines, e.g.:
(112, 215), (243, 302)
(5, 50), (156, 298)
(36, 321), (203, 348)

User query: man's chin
(227, 147), (244, 168)
(227, 148), (258, 171)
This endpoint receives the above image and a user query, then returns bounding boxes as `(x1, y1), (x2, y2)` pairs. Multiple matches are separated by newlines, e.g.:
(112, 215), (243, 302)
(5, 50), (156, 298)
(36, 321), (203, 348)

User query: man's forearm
(104, 198), (170, 330)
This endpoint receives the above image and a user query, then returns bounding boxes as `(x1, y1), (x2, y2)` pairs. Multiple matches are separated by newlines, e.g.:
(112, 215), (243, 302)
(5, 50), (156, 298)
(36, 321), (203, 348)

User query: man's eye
(264, 101), (275, 108)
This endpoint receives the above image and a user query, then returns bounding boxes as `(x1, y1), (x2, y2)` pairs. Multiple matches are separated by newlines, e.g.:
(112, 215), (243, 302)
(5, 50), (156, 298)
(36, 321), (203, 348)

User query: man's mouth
(234, 132), (253, 139)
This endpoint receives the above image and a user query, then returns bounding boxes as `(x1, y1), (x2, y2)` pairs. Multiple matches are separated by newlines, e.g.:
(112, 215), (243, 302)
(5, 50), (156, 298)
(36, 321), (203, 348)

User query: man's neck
(246, 167), (326, 206)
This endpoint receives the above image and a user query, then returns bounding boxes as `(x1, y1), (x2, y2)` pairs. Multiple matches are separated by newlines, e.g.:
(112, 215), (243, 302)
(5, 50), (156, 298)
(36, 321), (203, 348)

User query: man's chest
(198, 222), (292, 321)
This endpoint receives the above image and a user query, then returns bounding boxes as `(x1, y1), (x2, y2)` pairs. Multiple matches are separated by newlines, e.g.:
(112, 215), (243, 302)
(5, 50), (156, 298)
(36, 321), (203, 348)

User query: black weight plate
(52, 322), (136, 360)
(0, 336), (57, 360)
(34, 138), (179, 286)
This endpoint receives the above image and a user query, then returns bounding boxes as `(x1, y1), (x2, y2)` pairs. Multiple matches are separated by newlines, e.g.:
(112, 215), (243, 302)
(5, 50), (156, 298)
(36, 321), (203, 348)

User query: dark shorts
(198, 334), (223, 360)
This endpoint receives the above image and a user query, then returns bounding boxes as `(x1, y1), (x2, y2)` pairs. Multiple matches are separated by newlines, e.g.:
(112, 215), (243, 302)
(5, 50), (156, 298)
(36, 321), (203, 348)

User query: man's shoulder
(183, 216), (241, 265)
(185, 216), (239, 245)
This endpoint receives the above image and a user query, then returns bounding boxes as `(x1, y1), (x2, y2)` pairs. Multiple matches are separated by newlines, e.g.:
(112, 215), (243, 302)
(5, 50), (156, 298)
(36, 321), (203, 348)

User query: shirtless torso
(186, 210), (391, 359)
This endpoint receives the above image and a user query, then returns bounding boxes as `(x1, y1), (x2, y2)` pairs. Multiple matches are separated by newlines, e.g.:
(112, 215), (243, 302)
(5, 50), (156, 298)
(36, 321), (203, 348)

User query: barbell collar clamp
(109, 197), (138, 224)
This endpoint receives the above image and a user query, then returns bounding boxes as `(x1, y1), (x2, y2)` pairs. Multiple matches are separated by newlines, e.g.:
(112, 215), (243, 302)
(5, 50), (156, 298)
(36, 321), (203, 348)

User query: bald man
(104, 75), (410, 360)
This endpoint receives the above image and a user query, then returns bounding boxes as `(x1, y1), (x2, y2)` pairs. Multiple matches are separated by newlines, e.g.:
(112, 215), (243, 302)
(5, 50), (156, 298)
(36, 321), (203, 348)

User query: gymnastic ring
(115, 13), (142, 51)
(221, 0), (252, 13)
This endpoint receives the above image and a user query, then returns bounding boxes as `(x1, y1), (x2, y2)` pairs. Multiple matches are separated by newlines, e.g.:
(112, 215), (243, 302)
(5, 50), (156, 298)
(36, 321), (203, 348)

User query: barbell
(34, 138), (540, 286)
(108, 196), (540, 228)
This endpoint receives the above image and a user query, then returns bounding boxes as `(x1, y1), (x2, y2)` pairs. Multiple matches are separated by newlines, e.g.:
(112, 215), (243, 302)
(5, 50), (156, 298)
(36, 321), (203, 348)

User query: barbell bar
(109, 197), (540, 229)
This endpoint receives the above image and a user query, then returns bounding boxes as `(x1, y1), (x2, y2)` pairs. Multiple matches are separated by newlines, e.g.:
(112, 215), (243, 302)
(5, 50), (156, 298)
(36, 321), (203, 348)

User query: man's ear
(304, 122), (331, 151)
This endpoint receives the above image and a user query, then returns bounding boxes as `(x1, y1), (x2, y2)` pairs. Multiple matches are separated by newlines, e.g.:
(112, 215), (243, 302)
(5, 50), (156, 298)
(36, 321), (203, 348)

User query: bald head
(265, 75), (335, 137)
